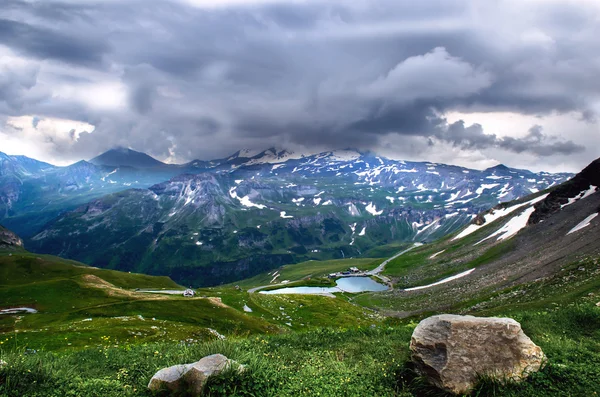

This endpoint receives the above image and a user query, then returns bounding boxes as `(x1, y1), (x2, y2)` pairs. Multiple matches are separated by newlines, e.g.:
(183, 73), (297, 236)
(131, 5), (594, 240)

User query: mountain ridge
(89, 147), (167, 169)
(27, 153), (574, 286)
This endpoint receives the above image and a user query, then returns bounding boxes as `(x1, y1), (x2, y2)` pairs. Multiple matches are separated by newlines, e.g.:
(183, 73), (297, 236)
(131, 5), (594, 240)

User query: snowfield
(475, 206), (537, 245)
(453, 194), (549, 241)
(404, 268), (476, 292)
(567, 213), (598, 235)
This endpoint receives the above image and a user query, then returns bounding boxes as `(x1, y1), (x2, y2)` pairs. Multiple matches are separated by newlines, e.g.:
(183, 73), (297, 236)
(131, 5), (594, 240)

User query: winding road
(247, 243), (422, 293)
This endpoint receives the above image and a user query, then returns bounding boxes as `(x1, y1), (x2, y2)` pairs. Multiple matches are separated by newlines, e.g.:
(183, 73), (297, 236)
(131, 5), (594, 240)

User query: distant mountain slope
(0, 152), (190, 237)
(360, 157), (600, 315)
(89, 147), (167, 169)
(28, 151), (571, 287)
(1, 147), (572, 241)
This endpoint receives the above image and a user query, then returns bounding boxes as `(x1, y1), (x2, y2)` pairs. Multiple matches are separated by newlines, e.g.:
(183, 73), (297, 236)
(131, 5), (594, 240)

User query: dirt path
(367, 243), (422, 276)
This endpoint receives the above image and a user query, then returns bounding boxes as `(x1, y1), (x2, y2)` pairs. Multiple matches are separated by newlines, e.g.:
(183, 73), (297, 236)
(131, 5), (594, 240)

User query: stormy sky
(0, 0), (599, 172)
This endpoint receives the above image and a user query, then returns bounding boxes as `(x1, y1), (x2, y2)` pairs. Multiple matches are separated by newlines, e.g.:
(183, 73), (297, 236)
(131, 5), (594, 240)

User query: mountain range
(359, 155), (600, 317)
(0, 146), (571, 286)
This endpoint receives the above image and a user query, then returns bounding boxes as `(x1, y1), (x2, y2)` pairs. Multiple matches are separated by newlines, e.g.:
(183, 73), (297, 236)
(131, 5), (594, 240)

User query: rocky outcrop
(0, 225), (23, 249)
(530, 157), (600, 225)
(410, 314), (545, 395)
(148, 354), (241, 395)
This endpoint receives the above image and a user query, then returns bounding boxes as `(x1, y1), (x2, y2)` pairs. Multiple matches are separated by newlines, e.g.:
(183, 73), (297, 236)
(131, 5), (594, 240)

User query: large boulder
(410, 314), (545, 395)
(148, 354), (238, 395)
(0, 226), (23, 249)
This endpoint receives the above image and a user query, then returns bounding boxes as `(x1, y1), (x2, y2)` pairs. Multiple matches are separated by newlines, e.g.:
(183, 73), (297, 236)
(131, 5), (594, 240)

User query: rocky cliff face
(0, 225), (23, 249)
(530, 158), (600, 225)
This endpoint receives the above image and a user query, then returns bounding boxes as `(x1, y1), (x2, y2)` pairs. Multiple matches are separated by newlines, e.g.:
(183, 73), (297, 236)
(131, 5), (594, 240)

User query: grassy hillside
(1, 298), (599, 396)
(0, 250), (280, 351)
(0, 249), (387, 352)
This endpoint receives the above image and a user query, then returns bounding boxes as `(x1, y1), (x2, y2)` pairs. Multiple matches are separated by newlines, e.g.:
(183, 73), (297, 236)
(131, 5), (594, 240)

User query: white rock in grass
(148, 354), (240, 395)
(147, 364), (192, 392)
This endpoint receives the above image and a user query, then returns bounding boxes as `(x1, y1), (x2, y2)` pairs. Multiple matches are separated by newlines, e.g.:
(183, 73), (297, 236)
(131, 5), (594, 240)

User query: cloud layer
(0, 0), (598, 171)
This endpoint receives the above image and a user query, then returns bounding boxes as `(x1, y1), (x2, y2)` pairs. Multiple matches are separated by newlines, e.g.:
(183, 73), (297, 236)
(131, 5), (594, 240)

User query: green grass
(257, 277), (335, 291)
(2, 301), (600, 396)
(0, 251), (280, 351)
(232, 257), (383, 289)
(0, 250), (390, 352)
(0, 251), (179, 289)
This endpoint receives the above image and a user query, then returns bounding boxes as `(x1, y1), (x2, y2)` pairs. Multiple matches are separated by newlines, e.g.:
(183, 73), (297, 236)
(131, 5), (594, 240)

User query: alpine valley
(1, 152), (599, 397)
(2, 147), (570, 286)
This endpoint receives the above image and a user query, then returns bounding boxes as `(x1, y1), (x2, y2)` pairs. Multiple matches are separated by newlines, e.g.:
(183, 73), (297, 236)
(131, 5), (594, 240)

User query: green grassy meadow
(2, 299), (600, 396)
(2, 223), (600, 396)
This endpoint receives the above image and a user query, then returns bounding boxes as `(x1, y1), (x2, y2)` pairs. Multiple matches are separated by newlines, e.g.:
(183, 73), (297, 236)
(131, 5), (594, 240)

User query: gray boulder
(410, 314), (545, 395)
(148, 354), (238, 395)
(148, 364), (192, 393)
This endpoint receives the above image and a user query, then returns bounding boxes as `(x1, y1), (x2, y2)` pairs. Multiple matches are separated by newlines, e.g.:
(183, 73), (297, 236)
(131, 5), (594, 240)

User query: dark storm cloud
(499, 125), (585, 156)
(0, 18), (108, 67)
(0, 63), (41, 111)
(0, 0), (597, 166)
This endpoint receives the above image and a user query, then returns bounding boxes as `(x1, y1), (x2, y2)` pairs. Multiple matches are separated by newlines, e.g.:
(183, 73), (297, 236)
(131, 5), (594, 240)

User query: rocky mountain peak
(90, 147), (166, 169)
(529, 157), (600, 225)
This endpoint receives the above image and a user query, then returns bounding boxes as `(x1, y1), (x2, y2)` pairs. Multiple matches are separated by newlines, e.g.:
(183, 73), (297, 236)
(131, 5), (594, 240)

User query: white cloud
(2, 116), (95, 165)
(361, 47), (493, 102)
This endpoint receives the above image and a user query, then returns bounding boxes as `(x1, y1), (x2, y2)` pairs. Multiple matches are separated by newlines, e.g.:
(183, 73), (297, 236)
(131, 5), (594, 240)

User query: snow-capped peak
(324, 149), (362, 162)
(244, 148), (306, 165)
(228, 148), (263, 160)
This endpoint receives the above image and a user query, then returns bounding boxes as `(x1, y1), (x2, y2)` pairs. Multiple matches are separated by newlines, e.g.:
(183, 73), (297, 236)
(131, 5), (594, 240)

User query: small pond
(259, 277), (388, 295)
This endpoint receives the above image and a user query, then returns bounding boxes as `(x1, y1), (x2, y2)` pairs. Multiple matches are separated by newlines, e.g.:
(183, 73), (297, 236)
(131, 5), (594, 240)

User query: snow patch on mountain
(453, 194), (549, 241)
(429, 250), (445, 259)
(348, 203), (360, 216)
(349, 223), (357, 234)
(404, 268), (476, 292)
(245, 148), (305, 166)
(326, 149), (361, 162)
(229, 187), (267, 209)
(365, 202), (383, 216)
(476, 184), (500, 195)
(230, 148), (262, 159)
(475, 206), (537, 245)
(567, 213), (598, 235)
(561, 185), (598, 209)
(101, 169), (118, 182)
